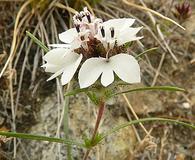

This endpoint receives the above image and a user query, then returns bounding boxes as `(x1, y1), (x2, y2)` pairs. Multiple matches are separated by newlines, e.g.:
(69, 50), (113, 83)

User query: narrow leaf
(114, 86), (185, 95)
(26, 31), (49, 52)
(65, 88), (89, 96)
(0, 131), (84, 147)
(135, 47), (158, 59)
(100, 117), (195, 142)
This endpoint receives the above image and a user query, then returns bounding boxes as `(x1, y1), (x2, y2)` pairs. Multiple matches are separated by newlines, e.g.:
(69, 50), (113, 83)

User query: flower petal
(43, 48), (71, 65)
(47, 68), (64, 81)
(102, 18), (135, 29)
(117, 27), (143, 46)
(61, 54), (83, 85)
(42, 63), (62, 73)
(43, 48), (82, 83)
(101, 68), (114, 87)
(110, 54), (140, 83)
(79, 58), (105, 88)
(48, 44), (71, 48)
(59, 28), (78, 43)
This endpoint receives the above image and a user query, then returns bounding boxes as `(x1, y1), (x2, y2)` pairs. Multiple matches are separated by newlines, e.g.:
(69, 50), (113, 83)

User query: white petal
(59, 28), (78, 43)
(117, 27), (143, 46)
(101, 69), (114, 87)
(43, 48), (70, 64)
(71, 38), (82, 49)
(103, 18), (135, 29)
(110, 54), (140, 83)
(47, 68), (64, 81)
(48, 44), (71, 48)
(79, 58), (105, 88)
(61, 54), (83, 85)
(47, 52), (82, 82)
(42, 63), (62, 73)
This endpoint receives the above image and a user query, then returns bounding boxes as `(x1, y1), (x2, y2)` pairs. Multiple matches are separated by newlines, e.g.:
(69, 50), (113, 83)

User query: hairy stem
(83, 101), (105, 160)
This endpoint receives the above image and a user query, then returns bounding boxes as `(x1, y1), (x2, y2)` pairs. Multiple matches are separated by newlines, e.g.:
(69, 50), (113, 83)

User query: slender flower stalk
(83, 101), (105, 160)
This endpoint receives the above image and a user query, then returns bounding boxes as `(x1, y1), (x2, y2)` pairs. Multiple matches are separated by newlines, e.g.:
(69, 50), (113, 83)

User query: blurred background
(0, 0), (195, 159)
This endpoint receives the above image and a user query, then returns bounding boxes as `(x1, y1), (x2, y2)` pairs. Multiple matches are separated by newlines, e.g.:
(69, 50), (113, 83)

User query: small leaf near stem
(135, 47), (158, 59)
(0, 131), (84, 147)
(26, 31), (49, 52)
(114, 86), (185, 96)
(100, 117), (195, 142)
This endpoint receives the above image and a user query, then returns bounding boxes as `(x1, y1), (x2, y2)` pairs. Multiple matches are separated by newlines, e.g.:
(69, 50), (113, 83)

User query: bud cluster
(174, 1), (192, 20)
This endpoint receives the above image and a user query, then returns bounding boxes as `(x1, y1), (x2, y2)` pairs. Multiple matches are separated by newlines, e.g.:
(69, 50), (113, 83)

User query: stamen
(77, 15), (82, 21)
(100, 26), (105, 38)
(110, 27), (114, 38)
(80, 36), (85, 41)
(75, 24), (80, 33)
(86, 13), (91, 23)
(80, 11), (85, 18)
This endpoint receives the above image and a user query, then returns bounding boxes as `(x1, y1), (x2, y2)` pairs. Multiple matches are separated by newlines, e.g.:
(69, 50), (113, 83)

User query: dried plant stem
(0, 0), (30, 78)
(120, 89), (149, 135)
(122, 0), (185, 30)
(83, 101), (105, 160)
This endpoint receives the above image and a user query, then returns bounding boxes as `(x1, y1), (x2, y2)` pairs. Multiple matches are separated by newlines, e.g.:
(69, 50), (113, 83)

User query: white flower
(50, 28), (89, 50)
(42, 48), (82, 85)
(78, 18), (142, 88)
(95, 18), (143, 50)
(79, 54), (140, 88)
(42, 7), (100, 85)
(42, 8), (142, 89)
(51, 7), (102, 50)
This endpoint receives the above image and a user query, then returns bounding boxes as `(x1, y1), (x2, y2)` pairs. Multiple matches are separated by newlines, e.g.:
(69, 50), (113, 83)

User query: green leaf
(0, 131), (84, 147)
(86, 92), (100, 105)
(26, 31), (49, 52)
(135, 47), (158, 59)
(100, 117), (195, 142)
(64, 88), (89, 96)
(83, 133), (103, 149)
(114, 86), (185, 96)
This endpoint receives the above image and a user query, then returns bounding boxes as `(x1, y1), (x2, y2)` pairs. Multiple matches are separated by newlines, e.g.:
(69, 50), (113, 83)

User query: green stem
(83, 101), (105, 160)
(64, 83), (72, 160)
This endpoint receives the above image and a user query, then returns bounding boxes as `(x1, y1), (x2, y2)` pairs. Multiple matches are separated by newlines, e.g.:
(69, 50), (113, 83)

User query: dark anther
(80, 36), (85, 41)
(86, 13), (91, 23)
(100, 26), (105, 38)
(80, 11), (85, 18)
(76, 14), (82, 21)
(77, 15), (82, 21)
(75, 24), (80, 33)
(110, 27), (114, 38)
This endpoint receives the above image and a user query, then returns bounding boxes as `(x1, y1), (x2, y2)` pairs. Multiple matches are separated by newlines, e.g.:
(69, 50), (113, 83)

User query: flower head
(174, 1), (192, 20)
(57, 7), (102, 50)
(95, 18), (143, 50)
(78, 18), (142, 88)
(42, 7), (143, 88)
